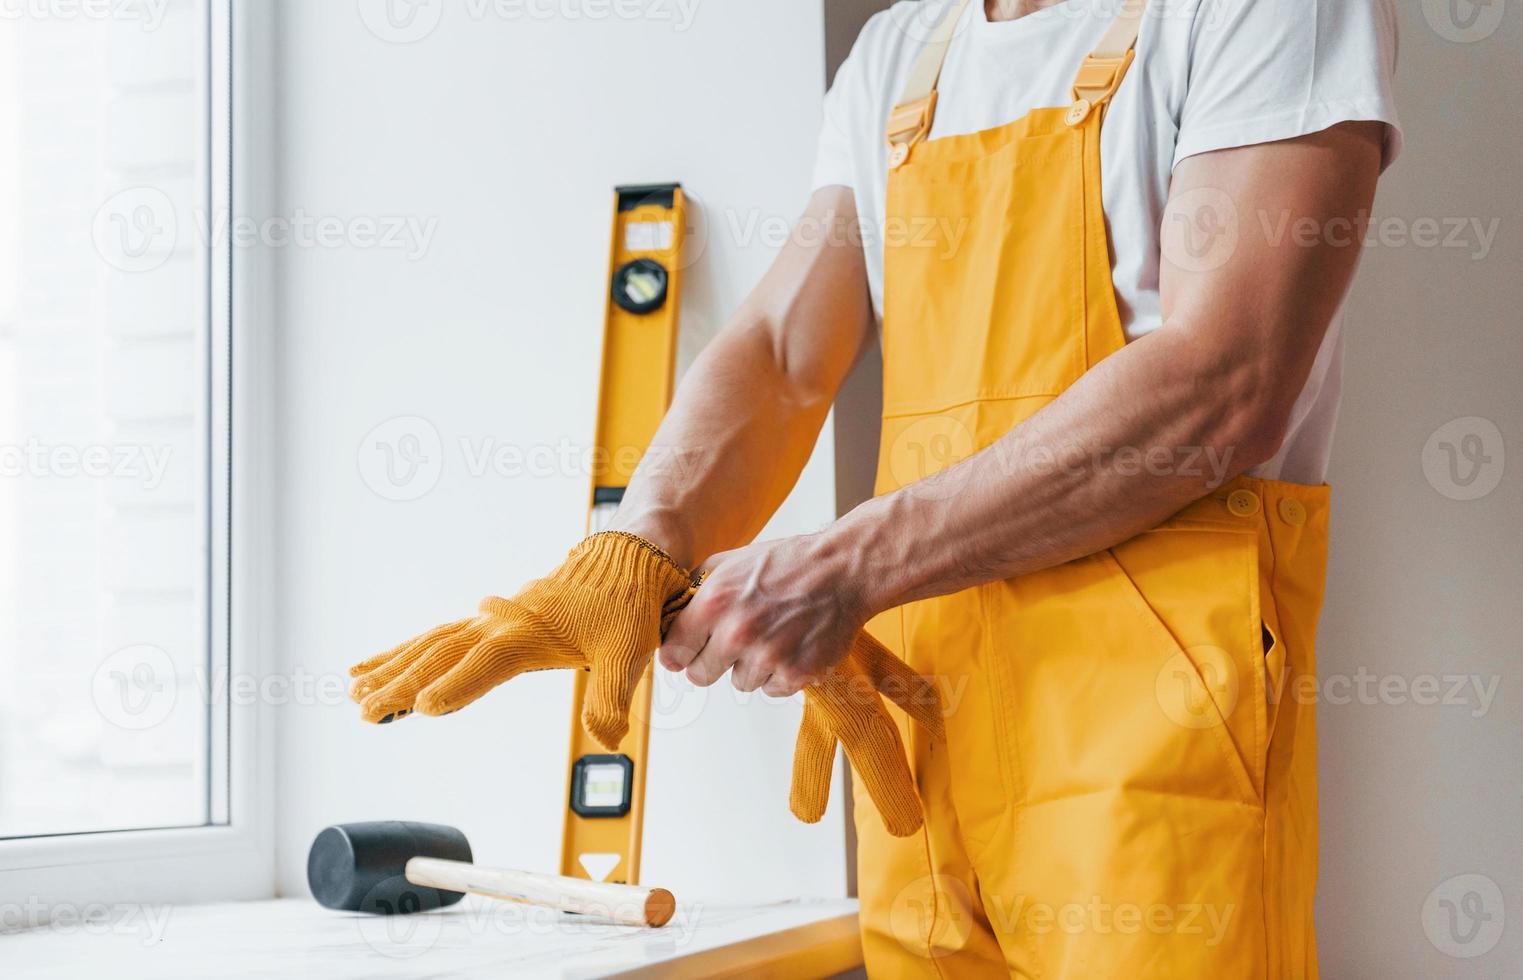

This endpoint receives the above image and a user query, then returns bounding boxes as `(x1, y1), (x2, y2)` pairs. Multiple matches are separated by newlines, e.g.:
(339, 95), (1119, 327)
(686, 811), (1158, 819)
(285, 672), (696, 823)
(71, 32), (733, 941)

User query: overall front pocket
(1105, 525), (1269, 804)
(977, 525), (1268, 813)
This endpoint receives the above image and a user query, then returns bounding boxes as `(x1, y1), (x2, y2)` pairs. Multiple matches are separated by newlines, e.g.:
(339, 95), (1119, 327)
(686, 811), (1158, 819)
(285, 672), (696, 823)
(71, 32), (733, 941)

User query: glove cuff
(592, 531), (684, 576)
(560, 530), (692, 600)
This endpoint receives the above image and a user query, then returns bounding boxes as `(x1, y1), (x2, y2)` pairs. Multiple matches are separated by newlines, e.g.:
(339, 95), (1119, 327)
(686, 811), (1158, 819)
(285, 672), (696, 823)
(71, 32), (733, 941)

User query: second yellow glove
(790, 631), (945, 838)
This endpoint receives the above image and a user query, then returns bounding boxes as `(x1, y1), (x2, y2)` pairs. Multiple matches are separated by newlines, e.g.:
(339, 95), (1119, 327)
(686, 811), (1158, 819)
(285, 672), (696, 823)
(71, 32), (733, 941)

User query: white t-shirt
(813, 0), (1403, 484)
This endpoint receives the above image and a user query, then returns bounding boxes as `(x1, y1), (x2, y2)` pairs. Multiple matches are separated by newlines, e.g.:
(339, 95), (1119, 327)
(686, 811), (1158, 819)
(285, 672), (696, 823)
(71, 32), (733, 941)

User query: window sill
(2, 895), (862, 979)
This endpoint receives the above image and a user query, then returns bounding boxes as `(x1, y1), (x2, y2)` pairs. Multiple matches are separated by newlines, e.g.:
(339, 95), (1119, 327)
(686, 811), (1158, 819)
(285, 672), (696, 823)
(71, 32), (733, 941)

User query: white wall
(269, 0), (846, 903)
(1316, 4), (1522, 975)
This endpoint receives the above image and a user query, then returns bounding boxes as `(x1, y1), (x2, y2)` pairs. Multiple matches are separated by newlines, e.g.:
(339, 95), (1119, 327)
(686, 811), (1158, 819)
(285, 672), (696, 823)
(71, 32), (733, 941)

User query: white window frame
(0, 0), (277, 908)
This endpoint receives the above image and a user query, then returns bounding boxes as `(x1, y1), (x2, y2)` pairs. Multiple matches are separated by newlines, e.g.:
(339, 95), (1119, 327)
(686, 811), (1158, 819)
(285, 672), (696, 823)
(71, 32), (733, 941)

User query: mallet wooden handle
(404, 857), (676, 928)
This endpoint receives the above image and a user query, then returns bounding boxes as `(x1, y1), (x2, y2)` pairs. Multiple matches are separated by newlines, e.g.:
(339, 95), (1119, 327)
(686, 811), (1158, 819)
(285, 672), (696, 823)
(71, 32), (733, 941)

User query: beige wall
(1320, 3), (1520, 975)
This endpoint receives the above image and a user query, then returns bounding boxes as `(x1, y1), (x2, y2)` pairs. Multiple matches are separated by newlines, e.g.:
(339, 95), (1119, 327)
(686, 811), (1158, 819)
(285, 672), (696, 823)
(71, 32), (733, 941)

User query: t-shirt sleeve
(1174, 0), (1403, 171)
(812, 29), (874, 191)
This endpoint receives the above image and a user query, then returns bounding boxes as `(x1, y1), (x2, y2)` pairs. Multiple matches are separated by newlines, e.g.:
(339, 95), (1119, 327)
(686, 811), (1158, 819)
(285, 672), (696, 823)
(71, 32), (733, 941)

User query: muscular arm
(660, 121), (1385, 694)
(608, 186), (875, 569)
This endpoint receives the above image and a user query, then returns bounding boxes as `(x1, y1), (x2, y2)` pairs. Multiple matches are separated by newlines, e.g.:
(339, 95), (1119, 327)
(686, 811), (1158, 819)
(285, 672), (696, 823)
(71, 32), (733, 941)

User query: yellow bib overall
(855, 1), (1330, 976)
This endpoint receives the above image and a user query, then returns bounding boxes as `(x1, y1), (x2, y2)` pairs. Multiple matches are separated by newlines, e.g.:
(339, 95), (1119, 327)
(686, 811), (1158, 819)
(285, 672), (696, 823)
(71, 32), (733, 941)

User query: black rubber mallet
(307, 821), (676, 927)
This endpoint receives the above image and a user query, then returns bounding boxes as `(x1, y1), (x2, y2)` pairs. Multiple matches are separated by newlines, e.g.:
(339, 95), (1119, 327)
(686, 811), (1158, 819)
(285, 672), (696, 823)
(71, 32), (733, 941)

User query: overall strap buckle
(1067, 49), (1136, 127)
(887, 91), (938, 169)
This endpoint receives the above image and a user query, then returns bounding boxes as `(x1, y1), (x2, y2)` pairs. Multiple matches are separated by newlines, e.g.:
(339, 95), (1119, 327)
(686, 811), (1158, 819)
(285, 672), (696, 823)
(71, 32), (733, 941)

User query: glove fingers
(350, 618), (474, 701)
(582, 648), (654, 751)
(358, 626), (484, 724)
(788, 705), (839, 825)
(415, 624), (583, 717)
(351, 616), (475, 678)
(834, 693), (925, 838)
(851, 632), (946, 741)
(348, 648), (401, 679)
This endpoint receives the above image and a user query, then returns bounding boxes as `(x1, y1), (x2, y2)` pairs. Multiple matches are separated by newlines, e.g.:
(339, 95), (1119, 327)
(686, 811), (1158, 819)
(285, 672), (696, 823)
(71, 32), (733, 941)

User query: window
(0, 0), (231, 843)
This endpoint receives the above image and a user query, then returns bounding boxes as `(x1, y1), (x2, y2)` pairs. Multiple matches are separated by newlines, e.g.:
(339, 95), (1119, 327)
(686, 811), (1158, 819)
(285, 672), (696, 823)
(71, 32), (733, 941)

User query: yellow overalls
(856, 1), (1330, 975)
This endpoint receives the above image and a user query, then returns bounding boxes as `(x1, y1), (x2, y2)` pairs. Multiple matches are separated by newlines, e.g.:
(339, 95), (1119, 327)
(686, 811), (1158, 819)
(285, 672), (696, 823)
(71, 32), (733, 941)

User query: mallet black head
(307, 821), (473, 914)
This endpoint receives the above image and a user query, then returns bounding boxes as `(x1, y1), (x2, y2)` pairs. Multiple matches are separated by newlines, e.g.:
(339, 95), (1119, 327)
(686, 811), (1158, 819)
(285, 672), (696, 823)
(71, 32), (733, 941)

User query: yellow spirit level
(559, 183), (686, 886)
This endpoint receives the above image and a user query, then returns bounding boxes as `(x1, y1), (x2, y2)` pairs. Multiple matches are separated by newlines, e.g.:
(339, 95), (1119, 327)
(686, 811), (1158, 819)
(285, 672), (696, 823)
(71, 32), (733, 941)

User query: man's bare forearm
(824, 320), (1281, 612)
(609, 188), (874, 569)
(609, 321), (837, 569)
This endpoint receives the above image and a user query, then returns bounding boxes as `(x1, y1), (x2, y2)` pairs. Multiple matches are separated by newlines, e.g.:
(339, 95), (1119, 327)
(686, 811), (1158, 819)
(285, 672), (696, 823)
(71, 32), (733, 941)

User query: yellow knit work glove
(790, 632), (945, 838)
(348, 531), (691, 749)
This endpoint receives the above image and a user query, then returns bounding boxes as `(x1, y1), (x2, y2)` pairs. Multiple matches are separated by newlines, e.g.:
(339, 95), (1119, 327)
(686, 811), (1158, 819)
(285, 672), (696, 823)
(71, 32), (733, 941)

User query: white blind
(0, 0), (212, 838)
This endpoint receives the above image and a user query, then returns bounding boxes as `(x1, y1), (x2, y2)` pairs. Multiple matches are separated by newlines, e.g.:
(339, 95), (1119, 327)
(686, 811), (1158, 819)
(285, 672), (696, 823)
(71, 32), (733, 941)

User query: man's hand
(659, 533), (871, 698)
(660, 533), (949, 837)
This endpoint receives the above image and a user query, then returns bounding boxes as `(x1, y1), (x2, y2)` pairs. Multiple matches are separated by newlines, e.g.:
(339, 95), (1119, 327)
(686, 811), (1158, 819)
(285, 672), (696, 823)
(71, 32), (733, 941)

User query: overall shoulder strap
(886, 0), (973, 167)
(886, 0), (1149, 161)
(1067, 0), (1148, 126)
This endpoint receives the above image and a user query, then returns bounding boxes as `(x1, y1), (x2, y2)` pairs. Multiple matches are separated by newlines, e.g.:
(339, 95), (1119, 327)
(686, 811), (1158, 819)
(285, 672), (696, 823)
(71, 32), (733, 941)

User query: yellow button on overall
(1279, 497), (1307, 526)
(1227, 489), (1261, 518)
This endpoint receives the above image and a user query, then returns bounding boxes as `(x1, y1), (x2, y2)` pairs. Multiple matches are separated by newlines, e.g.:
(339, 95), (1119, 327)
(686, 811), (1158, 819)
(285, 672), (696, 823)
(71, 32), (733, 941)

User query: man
(350, 0), (1400, 974)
